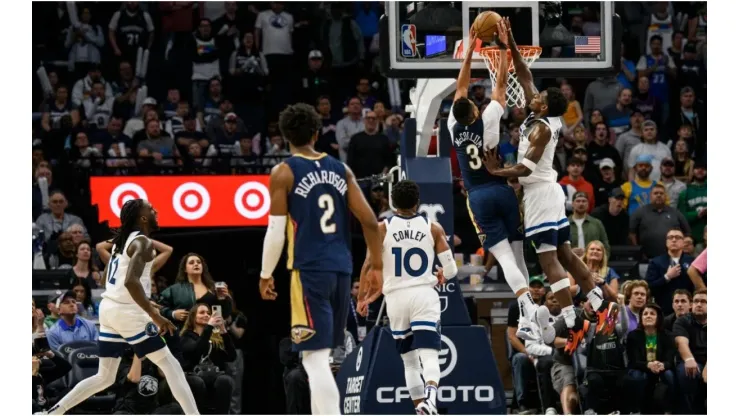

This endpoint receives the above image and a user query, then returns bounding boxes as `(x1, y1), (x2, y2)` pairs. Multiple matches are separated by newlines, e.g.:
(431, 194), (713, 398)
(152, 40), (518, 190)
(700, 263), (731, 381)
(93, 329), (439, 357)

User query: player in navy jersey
(259, 103), (383, 415)
(449, 22), (545, 341)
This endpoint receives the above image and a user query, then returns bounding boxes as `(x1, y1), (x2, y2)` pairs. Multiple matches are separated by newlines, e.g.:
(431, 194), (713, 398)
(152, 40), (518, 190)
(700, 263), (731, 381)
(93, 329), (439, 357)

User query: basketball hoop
(479, 46), (542, 108)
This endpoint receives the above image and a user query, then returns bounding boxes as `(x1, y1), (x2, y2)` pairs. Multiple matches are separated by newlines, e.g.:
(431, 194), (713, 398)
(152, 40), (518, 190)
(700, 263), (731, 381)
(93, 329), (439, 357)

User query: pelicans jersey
(284, 153), (352, 351)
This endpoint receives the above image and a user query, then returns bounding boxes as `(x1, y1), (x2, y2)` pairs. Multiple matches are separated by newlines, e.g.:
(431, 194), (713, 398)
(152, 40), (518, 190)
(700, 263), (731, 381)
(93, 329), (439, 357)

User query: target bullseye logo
(109, 183), (149, 218)
(172, 182), (211, 220)
(234, 181), (270, 219)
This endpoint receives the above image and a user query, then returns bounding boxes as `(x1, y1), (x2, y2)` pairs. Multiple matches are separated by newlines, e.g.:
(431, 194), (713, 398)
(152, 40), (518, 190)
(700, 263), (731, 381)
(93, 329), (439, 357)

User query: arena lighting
(90, 176), (271, 227)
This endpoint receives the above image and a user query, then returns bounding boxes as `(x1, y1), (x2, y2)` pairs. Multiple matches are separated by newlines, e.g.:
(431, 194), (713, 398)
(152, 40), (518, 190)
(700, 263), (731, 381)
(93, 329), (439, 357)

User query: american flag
(574, 36), (601, 54)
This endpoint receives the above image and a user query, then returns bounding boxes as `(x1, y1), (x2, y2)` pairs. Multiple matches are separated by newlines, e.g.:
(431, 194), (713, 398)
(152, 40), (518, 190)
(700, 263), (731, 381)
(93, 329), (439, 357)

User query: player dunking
(450, 21), (545, 341)
(359, 180), (457, 415)
(259, 103), (383, 415)
(481, 18), (611, 352)
(44, 200), (199, 415)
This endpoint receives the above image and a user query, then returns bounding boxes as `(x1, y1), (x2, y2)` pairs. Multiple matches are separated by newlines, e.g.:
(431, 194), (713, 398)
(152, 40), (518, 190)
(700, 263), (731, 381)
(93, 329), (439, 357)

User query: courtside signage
(90, 176), (271, 227)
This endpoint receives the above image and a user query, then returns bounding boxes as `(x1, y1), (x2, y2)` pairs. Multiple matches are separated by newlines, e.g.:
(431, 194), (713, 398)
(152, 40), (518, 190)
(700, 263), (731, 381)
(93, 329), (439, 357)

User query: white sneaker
(516, 317), (540, 341)
(416, 399), (438, 415)
(584, 410), (597, 415)
(545, 407), (558, 415)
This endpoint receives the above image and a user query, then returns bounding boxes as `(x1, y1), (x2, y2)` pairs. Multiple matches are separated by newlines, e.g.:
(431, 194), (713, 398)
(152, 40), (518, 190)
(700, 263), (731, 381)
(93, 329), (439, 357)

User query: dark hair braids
(278, 103), (322, 147)
(545, 87), (568, 117)
(111, 199), (144, 256)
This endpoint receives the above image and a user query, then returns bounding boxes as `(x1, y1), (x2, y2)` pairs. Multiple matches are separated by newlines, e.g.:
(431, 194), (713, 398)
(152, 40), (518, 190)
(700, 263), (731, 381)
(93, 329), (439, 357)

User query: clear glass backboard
(380, 1), (621, 78)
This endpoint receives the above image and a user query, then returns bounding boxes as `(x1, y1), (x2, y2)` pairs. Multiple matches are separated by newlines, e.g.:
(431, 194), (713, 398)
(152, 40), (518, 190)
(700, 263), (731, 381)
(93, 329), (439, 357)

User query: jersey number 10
(391, 247), (429, 278)
(107, 257), (120, 285)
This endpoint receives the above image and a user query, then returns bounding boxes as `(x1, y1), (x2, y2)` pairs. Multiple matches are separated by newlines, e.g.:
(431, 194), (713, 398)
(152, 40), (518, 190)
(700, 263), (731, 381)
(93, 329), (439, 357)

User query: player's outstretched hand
(481, 147), (501, 173)
(260, 277), (278, 300)
(357, 267), (382, 316)
(152, 312), (176, 336)
(495, 19), (509, 46)
(435, 266), (447, 286)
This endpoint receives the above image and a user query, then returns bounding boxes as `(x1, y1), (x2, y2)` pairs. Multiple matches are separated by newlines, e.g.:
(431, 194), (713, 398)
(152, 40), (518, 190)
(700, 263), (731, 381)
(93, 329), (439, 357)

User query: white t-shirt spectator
(255, 10), (294, 55)
(72, 76), (113, 107)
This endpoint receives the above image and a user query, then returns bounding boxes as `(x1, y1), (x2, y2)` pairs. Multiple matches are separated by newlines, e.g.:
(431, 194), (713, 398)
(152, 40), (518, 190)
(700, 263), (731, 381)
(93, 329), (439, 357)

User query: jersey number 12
(107, 256), (120, 285)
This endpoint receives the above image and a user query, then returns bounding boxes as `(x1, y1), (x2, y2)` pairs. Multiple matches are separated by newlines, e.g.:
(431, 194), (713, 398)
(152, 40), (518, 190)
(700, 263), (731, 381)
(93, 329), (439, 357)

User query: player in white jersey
(479, 18), (612, 354)
(360, 180), (458, 415)
(44, 200), (199, 415)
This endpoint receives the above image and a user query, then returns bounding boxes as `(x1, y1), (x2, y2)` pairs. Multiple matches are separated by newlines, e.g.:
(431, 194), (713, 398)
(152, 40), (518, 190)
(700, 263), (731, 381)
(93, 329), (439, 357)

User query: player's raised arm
(453, 28), (479, 101)
(124, 238), (160, 320)
(259, 163), (293, 300)
(504, 18), (538, 105)
(490, 20), (509, 109)
(481, 123), (551, 178)
(431, 222), (458, 284)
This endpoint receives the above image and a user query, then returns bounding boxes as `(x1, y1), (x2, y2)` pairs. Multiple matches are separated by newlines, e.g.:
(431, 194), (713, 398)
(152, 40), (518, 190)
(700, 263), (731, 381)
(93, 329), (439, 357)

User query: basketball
(472, 11), (502, 42)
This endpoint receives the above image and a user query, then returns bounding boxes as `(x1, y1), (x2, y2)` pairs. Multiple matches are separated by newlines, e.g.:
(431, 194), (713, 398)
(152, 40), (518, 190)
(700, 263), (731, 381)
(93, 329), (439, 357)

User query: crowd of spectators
(31, 1), (707, 415)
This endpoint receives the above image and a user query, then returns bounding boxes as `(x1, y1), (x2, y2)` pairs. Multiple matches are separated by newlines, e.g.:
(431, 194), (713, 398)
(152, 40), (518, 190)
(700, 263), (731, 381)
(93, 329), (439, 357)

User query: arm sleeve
(692, 249), (707, 274)
(261, 215), (287, 278)
(482, 100), (504, 150)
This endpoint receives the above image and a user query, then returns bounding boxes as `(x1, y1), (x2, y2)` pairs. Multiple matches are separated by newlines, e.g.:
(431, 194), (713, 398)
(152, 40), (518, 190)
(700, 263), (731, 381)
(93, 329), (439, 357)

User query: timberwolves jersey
(285, 154), (352, 274)
(447, 101), (506, 190)
(518, 113), (563, 186)
(382, 214), (437, 295)
(101, 232), (154, 305)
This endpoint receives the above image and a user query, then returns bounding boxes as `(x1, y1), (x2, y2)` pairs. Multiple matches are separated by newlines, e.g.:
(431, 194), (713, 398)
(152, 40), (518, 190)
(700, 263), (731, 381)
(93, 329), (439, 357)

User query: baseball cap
(599, 158), (616, 170)
(609, 187), (625, 199)
(529, 275), (546, 286)
(58, 290), (78, 306)
(142, 97), (157, 106)
(308, 50), (323, 60)
(642, 120), (657, 129)
(634, 154), (653, 166)
(573, 191), (589, 201)
(47, 291), (63, 305)
(224, 112), (238, 122)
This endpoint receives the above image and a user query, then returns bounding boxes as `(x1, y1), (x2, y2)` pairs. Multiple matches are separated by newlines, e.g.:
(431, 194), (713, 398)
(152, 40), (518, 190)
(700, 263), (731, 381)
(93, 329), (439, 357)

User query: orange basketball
(472, 11), (502, 43)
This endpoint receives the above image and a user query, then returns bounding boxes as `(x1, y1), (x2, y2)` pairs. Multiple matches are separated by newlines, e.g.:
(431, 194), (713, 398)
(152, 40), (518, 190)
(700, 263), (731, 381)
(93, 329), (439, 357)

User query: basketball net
(479, 46), (542, 108)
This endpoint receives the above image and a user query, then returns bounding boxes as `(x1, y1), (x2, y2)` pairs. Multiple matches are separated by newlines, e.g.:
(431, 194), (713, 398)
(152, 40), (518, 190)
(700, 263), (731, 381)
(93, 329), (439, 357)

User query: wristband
(521, 158), (537, 172)
(685, 357), (696, 363)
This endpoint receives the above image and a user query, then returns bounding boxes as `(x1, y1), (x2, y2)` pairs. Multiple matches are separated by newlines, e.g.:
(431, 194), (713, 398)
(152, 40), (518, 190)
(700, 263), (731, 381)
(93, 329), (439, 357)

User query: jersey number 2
(466, 144), (482, 170)
(318, 194), (336, 234)
(107, 256), (120, 285)
(391, 247), (429, 278)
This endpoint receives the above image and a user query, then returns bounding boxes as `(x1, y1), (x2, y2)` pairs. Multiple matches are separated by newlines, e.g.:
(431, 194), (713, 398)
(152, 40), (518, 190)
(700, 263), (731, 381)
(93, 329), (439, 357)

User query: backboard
(380, 1), (622, 79)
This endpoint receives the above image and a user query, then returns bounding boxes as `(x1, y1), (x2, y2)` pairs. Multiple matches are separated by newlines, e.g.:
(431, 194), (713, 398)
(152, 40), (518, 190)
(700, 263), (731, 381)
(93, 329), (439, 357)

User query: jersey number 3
(391, 247), (429, 278)
(318, 194), (336, 234)
(466, 144), (482, 170)
(107, 257), (120, 285)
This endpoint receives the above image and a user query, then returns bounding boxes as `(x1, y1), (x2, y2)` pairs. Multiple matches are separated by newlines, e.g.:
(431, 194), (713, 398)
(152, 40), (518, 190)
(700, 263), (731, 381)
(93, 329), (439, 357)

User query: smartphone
(212, 305), (222, 317)
(34, 336), (50, 354)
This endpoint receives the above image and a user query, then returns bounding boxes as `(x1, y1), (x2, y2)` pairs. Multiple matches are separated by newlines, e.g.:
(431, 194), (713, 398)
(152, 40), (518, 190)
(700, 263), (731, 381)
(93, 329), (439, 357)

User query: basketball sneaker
(517, 305), (553, 342)
(564, 317), (590, 355)
(416, 399), (438, 415)
(595, 302), (620, 335)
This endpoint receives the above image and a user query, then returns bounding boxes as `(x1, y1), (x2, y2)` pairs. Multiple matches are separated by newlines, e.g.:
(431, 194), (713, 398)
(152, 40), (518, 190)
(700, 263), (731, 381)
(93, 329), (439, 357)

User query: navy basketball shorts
(466, 183), (524, 251)
(290, 270), (350, 352)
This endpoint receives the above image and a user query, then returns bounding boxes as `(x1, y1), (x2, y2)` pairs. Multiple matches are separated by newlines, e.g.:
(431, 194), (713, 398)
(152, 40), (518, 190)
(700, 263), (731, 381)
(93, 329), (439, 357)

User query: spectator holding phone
(180, 303), (236, 415)
(46, 290), (99, 351)
(160, 253), (232, 330)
